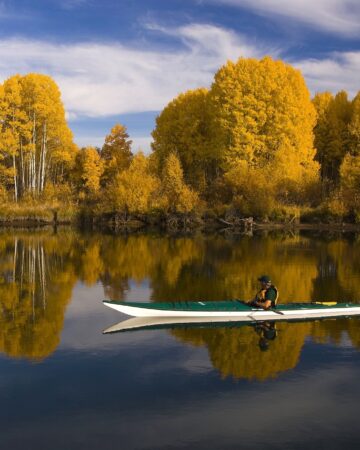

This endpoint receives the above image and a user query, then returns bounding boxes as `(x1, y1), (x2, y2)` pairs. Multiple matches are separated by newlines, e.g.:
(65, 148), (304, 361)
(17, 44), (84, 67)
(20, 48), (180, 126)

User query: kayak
(103, 316), (251, 334)
(103, 300), (360, 321)
(103, 314), (356, 334)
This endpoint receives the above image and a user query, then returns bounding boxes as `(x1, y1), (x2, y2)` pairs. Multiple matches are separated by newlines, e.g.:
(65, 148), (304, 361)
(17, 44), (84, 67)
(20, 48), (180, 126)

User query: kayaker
(255, 322), (277, 351)
(248, 275), (278, 310)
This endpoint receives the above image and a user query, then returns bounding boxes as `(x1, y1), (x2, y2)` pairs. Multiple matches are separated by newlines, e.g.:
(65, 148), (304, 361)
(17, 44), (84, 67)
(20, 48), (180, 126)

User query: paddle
(240, 299), (285, 315)
(271, 308), (284, 315)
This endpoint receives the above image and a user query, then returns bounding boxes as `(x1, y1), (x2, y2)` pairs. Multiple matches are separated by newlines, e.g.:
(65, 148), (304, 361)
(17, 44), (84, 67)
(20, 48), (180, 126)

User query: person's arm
(252, 299), (272, 309)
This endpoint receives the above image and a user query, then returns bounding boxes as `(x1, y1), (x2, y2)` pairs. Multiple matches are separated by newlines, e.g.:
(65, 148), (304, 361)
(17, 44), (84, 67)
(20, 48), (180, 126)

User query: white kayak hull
(103, 301), (360, 321)
(103, 316), (252, 334)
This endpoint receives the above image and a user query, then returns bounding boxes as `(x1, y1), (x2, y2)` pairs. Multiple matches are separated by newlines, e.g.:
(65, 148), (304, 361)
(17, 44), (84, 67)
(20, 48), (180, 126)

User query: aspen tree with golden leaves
(161, 153), (199, 214)
(209, 57), (317, 171)
(105, 152), (159, 215)
(74, 146), (104, 196)
(0, 74), (76, 200)
(152, 88), (216, 193)
(101, 124), (133, 187)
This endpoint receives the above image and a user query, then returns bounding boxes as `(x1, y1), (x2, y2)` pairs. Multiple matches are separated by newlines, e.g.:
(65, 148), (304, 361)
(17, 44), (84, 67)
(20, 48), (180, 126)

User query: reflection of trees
(94, 231), (360, 381)
(151, 232), (360, 380)
(310, 236), (360, 349)
(98, 234), (201, 300)
(0, 231), (78, 360)
(1, 230), (360, 373)
(151, 233), (320, 302)
(172, 322), (311, 381)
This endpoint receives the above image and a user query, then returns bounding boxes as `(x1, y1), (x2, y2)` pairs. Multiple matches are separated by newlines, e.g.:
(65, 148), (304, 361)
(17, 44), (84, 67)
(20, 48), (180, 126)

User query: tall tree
(151, 88), (216, 193)
(349, 91), (360, 157)
(101, 124), (132, 186)
(0, 73), (76, 199)
(313, 92), (333, 181)
(340, 153), (360, 219)
(74, 146), (104, 196)
(313, 91), (352, 183)
(209, 56), (317, 171)
(0, 76), (27, 201)
(161, 153), (199, 214)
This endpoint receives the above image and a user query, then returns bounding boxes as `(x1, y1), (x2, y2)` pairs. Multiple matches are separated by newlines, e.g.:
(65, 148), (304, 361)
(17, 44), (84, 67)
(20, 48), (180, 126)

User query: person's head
(263, 325), (277, 341)
(258, 337), (269, 351)
(258, 275), (272, 289)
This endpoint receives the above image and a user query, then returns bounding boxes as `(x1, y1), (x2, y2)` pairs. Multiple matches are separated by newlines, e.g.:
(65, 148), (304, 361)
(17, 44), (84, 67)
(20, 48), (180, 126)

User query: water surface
(1, 229), (360, 449)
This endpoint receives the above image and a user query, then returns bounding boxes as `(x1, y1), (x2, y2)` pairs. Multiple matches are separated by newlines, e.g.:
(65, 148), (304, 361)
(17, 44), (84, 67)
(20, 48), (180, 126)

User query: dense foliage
(1, 56), (360, 223)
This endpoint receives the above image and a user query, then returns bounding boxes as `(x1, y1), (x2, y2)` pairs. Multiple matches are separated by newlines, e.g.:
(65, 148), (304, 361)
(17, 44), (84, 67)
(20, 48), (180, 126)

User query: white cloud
(296, 51), (360, 97)
(0, 24), (266, 118)
(206, 0), (360, 35)
(1, 21), (359, 132)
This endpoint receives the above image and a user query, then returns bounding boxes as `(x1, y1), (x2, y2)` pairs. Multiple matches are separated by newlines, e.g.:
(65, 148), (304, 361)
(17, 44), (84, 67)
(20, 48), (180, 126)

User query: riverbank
(0, 203), (76, 227)
(1, 206), (359, 232)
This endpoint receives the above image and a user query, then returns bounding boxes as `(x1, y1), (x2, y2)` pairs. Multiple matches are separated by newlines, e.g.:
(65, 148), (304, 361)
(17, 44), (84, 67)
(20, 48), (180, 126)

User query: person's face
(260, 281), (268, 289)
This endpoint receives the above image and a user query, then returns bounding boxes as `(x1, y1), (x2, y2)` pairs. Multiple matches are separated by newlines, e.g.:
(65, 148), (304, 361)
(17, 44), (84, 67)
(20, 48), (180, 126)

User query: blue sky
(1, 0), (360, 151)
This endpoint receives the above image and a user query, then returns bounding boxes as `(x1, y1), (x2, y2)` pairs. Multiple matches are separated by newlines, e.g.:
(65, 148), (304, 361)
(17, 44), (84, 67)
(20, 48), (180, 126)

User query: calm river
(1, 229), (360, 449)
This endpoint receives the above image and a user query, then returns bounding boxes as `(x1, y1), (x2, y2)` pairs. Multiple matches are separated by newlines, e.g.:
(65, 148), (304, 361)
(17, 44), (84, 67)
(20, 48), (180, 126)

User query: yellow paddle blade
(314, 301), (338, 306)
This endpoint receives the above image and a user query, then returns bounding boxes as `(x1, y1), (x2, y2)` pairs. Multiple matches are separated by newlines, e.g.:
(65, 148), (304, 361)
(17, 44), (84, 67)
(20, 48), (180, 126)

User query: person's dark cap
(258, 338), (269, 351)
(258, 275), (271, 284)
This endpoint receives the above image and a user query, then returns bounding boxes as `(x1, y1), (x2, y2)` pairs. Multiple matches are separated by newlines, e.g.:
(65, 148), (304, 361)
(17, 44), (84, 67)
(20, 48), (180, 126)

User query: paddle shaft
(271, 309), (284, 315)
(242, 299), (284, 315)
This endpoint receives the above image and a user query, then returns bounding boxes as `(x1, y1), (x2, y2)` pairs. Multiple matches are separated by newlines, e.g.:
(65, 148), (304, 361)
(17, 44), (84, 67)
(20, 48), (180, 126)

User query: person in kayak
(255, 321), (278, 351)
(248, 275), (278, 310)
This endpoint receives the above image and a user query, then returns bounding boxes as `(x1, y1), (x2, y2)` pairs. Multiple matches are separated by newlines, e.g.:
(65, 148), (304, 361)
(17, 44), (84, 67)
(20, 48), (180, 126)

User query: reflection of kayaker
(255, 321), (277, 351)
(248, 275), (279, 310)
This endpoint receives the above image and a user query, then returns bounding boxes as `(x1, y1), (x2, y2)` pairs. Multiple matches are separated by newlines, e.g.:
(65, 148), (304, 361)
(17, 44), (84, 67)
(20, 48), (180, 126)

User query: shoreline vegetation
(1, 206), (360, 233)
(1, 57), (360, 231)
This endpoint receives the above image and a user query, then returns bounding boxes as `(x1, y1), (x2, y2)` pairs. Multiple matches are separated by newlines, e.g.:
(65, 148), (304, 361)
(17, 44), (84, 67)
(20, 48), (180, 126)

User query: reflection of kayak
(103, 300), (360, 321)
(103, 316), (252, 334)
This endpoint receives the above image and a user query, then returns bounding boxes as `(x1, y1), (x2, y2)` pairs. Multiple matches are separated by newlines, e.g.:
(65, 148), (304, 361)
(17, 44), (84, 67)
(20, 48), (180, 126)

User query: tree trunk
(20, 140), (25, 196)
(13, 154), (18, 202)
(40, 121), (47, 191)
(31, 112), (37, 193)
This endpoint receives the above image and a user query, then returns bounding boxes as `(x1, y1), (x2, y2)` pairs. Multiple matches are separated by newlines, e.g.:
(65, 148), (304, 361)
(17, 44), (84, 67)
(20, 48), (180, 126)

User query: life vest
(255, 285), (279, 307)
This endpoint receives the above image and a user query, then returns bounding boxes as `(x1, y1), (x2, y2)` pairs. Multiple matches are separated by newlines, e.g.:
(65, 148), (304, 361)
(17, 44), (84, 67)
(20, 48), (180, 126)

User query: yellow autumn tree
(0, 73), (76, 200)
(101, 124), (133, 186)
(74, 146), (104, 196)
(104, 152), (159, 215)
(161, 153), (199, 214)
(208, 57), (319, 215)
(151, 88), (216, 193)
(224, 160), (274, 217)
(313, 90), (352, 183)
(210, 56), (317, 169)
(340, 153), (360, 220)
(0, 75), (26, 201)
(313, 92), (333, 180)
(349, 92), (360, 156)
